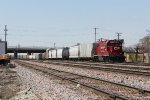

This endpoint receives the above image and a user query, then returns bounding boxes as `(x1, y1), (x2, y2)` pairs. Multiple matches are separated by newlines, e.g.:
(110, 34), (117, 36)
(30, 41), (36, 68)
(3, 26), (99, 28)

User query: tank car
(62, 47), (69, 60)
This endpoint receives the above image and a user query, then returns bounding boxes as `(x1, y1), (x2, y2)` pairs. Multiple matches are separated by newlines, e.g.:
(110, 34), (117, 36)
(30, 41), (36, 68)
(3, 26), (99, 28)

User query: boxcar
(51, 49), (57, 59)
(46, 48), (51, 59)
(69, 45), (79, 59)
(79, 43), (93, 60)
(57, 48), (63, 59)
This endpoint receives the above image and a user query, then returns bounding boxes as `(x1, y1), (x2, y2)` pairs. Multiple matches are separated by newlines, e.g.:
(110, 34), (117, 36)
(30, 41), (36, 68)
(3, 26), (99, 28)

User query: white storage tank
(69, 45), (79, 58)
(57, 48), (63, 58)
(79, 43), (93, 58)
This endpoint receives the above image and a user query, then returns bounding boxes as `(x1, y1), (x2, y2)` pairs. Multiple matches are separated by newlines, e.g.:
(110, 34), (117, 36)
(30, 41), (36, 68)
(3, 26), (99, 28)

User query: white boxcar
(42, 53), (46, 59)
(22, 55), (27, 59)
(48, 50), (52, 59)
(46, 48), (51, 59)
(28, 55), (36, 59)
(51, 49), (57, 58)
(69, 45), (79, 58)
(35, 53), (42, 60)
(79, 43), (93, 58)
(57, 48), (63, 58)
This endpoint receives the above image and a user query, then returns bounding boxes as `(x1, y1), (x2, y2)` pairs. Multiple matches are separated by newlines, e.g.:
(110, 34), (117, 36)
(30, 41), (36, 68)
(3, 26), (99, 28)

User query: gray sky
(0, 0), (150, 47)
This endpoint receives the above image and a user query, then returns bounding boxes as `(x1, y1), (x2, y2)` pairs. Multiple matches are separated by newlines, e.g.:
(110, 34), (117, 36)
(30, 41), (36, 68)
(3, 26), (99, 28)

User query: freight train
(46, 39), (125, 62)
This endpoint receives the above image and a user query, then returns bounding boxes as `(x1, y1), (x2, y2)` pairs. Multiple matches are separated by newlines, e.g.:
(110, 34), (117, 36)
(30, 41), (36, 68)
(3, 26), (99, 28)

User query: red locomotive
(94, 39), (125, 62)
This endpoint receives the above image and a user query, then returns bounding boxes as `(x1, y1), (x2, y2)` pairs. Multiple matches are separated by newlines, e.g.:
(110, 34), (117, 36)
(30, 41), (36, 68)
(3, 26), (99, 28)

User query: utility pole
(116, 33), (122, 40)
(146, 30), (150, 63)
(94, 28), (98, 43)
(4, 25), (8, 42)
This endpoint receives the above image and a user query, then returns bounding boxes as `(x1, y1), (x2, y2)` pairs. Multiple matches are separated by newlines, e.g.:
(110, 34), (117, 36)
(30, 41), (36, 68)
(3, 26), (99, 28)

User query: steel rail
(16, 60), (150, 100)
(15, 61), (130, 100)
(43, 60), (150, 70)
(40, 61), (150, 76)
(29, 61), (150, 93)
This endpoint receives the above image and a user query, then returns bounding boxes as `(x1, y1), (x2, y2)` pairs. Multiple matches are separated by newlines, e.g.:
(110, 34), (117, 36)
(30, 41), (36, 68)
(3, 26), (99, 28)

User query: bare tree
(138, 36), (150, 53)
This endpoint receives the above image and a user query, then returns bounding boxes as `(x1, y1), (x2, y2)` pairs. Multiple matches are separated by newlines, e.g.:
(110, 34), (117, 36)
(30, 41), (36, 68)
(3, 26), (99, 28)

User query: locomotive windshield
(107, 43), (122, 46)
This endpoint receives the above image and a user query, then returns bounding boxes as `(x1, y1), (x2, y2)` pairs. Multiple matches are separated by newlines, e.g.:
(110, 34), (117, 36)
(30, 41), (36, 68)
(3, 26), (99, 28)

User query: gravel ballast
(13, 62), (107, 100)
(24, 60), (150, 91)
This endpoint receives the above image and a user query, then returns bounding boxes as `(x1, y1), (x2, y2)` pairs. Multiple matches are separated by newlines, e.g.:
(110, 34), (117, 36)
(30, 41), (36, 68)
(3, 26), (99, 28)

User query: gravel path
(24, 60), (150, 91)
(13, 62), (107, 100)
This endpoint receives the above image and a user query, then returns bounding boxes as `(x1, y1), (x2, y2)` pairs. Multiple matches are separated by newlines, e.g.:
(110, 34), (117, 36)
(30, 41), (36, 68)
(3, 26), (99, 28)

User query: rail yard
(0, 39), (150, 99)
(0, 36), (149, 100)
(1, 1), (150, 99)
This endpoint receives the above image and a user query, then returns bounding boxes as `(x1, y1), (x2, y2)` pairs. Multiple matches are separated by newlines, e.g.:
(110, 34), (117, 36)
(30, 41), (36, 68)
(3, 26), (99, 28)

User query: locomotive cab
(107, 40), (125, 62)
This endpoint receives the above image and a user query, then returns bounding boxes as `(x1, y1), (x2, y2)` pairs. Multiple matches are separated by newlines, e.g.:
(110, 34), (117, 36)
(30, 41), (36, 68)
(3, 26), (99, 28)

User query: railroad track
(36, 60), (150, 76)
(43, 60), (150, 69)
(32, 60), (150, 70)
(15, 60), (150, 100)
(74, 61), (150, 70)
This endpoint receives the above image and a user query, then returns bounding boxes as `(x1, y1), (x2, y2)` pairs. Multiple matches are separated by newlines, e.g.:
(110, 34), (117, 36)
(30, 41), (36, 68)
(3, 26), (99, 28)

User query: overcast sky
(0, 0), (150, 47)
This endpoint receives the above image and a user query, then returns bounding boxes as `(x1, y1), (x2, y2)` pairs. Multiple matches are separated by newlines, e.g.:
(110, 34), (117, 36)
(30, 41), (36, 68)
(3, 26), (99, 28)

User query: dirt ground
(0, 66), (21, 100)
